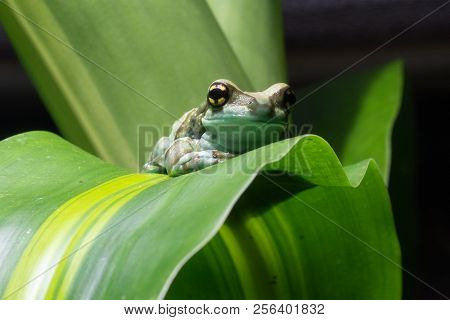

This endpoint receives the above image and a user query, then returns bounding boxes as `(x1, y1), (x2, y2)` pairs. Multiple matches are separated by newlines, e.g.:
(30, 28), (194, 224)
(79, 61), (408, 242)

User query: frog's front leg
(165, 137), (233, 176)
(143, 136), (171, 174)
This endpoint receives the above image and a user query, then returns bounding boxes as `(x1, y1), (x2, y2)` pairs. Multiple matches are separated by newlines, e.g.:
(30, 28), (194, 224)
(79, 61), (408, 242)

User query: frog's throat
(202, 116), (287, 126)
(201, 119), (288, 154)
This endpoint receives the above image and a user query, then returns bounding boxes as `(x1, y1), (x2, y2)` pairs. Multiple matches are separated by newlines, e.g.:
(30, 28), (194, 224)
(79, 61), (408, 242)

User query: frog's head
(201, 79), (296, 153)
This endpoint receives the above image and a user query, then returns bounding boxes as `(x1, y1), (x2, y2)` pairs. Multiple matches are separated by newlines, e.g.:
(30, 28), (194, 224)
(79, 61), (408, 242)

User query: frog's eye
(208, 83), (230, 108)
(282, 88), (296, 109)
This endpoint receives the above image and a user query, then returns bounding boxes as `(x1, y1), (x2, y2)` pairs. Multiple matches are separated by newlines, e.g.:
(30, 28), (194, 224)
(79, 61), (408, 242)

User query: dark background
(1, 0), (449, 299)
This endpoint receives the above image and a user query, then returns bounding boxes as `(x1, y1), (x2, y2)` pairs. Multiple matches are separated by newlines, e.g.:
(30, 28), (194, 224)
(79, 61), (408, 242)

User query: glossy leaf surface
(0, 132), (400, 299)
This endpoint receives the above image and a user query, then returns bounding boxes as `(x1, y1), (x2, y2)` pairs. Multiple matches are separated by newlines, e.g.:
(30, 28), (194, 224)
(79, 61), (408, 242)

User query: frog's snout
(246, 98), (277, 118)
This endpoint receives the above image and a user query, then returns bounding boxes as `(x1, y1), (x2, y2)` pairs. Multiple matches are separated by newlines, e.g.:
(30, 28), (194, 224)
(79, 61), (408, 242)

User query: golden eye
(282, 88), (296, 109)
(207, 83), (230, 108)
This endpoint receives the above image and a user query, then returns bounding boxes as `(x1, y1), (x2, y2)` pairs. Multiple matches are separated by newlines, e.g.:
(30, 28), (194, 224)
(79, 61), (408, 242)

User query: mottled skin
(143, 79), (295, 176)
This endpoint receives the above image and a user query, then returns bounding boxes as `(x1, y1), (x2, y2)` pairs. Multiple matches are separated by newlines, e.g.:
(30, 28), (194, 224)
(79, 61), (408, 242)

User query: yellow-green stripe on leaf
(1, 132), (400, 299)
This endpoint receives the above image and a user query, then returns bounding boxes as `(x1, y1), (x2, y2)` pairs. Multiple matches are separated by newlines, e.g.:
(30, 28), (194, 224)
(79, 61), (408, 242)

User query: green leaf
(207, 0), (287, 88)
(168, 166), (401, 299)
(0, 132), (401, 299)
(293, 61), (404, 182)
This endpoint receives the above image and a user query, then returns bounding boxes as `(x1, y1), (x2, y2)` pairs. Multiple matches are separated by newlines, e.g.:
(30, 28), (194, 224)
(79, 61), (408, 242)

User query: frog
(143, 79), (296, 176)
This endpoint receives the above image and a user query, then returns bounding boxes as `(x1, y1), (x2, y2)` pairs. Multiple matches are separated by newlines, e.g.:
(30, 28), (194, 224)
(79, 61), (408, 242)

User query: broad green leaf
(207, 0), (287, 89)
(0, 0), (256, 168)
(293, 61), (404, 182)
(168, 165), (401, 299)
(0, 132), (400, 299)
(0, 132), (128, 297)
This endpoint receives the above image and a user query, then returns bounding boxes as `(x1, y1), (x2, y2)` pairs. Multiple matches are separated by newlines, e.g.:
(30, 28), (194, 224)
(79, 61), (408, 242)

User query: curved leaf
(0, 131), (400, 299)
(293, 61), (404, 182)
(168, 163), (401, 299)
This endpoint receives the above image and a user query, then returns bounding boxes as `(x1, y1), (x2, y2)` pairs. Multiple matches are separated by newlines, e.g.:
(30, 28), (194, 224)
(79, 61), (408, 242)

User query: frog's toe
(142, 162), (165, 174)
(168, 151), (226, 176)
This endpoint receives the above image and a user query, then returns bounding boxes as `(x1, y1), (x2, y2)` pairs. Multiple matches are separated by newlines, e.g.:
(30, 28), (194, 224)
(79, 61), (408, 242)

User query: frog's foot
(142, 136), (171, 174)
(142, 162), (166, 174)
(168, 150), (233, 176)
